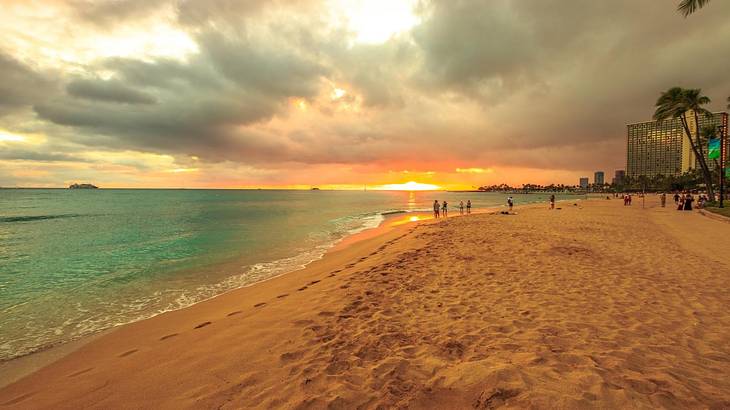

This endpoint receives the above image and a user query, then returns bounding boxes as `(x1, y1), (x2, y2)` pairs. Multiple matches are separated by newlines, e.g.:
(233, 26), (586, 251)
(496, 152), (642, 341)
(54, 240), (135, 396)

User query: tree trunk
(680, 114), (715, 199)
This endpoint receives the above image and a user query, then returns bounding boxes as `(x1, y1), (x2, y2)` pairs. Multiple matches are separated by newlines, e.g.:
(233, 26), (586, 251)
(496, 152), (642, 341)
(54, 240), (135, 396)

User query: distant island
(69, 183), (98, 189)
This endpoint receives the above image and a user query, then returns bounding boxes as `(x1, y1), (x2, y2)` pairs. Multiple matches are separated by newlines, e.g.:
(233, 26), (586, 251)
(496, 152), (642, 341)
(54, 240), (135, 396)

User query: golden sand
(1, 198), (729, 409)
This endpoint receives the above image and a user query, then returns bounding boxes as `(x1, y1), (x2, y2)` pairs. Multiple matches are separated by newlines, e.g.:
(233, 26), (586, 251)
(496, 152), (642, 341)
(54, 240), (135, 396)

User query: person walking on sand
(677, 194), (685, 211)
(459, 200), (464, 215)
(466, 200), (472, 214)
(433, 200), (440, 218)
(442, 200), (448, 217)
(684, 193), (694, 211)
(660, 193), (666, 207)
(507, 196), (514, 212)
(549, 194), (555, 210)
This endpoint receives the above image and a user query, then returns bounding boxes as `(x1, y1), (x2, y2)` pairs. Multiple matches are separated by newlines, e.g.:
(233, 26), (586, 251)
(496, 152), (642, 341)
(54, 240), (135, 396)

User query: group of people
(664, 192), (709, 211)
(622, 194), (633, 206)
(433, 199), (472, 218)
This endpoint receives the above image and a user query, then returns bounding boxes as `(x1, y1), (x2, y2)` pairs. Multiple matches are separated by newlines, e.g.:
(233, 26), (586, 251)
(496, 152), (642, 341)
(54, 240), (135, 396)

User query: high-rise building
(613, 170), (625, 185)
(626, 111), (728, 178)
(594, 171), (605, 185)
(579, 177), (589, 189)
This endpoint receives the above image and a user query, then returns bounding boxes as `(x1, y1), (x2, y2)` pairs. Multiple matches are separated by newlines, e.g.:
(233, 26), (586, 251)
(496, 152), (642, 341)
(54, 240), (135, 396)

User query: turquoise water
(0, 189), (583, 360)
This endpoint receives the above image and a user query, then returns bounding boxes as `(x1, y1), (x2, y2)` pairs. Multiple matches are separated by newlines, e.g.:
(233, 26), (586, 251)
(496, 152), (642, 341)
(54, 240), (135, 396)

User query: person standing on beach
(433, 200), (440, 218)
(459, 200), (464, 215)
(549, 194), (555, 210)
(466, 200), (472, 214)
(507, 196), (514, 212)
(673, 192), (680, 206)
(660, 193), (666, 207)
(684, 193), (694, 211)
(442, 200), (448, 217)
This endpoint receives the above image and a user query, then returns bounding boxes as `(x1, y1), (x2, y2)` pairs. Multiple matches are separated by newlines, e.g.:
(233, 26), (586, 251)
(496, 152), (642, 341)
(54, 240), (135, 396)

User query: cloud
(70, 0), (169, 27)
(66, 78), (157, 104)
(0, 51), (56, 117)
(3, 0), (730, 187)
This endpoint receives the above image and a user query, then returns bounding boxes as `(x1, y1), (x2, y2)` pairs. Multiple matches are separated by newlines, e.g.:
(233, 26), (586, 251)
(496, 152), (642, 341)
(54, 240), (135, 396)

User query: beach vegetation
(704, 205), (730, 218)
(677, 0), (711, 17)
(653, 87), (716, 200)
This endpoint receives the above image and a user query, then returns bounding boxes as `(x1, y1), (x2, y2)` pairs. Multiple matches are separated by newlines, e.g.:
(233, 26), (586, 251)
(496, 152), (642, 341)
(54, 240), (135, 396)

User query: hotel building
(626, 111), (728, 178)
(594, 171), (605, 185)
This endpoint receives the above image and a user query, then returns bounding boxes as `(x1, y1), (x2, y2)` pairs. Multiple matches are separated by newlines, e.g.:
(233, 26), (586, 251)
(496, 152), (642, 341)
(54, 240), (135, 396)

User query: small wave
(0, 214), (84, 223)
(380, 210), (408, 215)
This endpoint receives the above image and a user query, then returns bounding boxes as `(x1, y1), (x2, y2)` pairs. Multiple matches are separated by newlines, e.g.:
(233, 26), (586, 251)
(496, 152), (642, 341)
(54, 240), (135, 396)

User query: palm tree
(654, 87), (715, 200)
(677, 0), (711, 16)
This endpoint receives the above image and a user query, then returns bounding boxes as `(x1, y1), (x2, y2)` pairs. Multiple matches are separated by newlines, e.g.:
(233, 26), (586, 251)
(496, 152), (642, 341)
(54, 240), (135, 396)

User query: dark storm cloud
(66, 78), (157, 104)
(5, 0), (730, 174)
(0, 149), (84, 163)
(33, 18), (329, 162)
(409, 0), (730, 167)
(412, 0), (539, 99)
(71, 0), (169, 27)
(0, 51), (56, 117)
(198, 30), (327, 99)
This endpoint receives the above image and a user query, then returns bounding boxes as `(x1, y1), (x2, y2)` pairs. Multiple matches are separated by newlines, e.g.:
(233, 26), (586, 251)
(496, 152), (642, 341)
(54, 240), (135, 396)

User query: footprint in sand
(298, 286), (308, 291)
(1, 392), (35, 406)
(308, 280), (320, 285)
(276, 294), (289, 299)
(160, 333), (179, 341)
(227, 311), (243, 316)
(280, 350), (305, 363)
(118, 349), (138, 358)
(68, 368), (93, 378)
(194, 321), (212, 329)
(253, 302), (267, 308)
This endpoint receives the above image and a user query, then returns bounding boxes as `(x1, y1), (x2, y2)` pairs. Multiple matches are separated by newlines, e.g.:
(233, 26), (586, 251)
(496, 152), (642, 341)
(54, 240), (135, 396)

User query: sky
(1, 0), (729, 190)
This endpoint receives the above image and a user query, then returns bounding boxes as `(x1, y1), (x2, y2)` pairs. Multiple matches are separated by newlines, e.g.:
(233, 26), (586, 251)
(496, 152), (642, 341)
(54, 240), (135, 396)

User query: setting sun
(376, 181), (440, 191)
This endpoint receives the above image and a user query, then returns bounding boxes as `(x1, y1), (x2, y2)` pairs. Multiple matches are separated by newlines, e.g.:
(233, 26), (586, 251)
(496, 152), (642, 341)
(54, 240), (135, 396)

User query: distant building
(613, 170), (625, 185)
(579, 177), (589, 189)
(626, 111), (728, 178)
(594, 171), (605, 185)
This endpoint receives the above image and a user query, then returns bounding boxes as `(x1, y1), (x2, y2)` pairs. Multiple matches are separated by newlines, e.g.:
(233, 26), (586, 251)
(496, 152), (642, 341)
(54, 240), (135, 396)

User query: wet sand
(1, 198), (729, 408)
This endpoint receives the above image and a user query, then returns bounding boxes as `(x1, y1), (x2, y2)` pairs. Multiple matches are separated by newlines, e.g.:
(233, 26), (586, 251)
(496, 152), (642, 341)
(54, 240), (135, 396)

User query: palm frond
(677, 0), (711, 17)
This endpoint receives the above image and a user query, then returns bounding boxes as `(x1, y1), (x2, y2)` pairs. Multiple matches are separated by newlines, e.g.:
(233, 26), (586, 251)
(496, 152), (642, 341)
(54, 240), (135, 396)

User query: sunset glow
(376, 181), (440, 191)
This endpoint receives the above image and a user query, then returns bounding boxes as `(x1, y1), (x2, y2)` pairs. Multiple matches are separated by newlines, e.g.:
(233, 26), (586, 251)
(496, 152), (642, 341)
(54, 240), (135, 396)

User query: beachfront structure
(579, 177), (589, 189)
(626, 111), (728, 178)
(594, 171), (604, 185)
(613, 170), (625, 185)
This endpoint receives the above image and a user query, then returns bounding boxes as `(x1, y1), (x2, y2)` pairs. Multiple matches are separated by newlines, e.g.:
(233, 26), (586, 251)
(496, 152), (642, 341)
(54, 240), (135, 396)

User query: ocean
(0, 189), (583, 360)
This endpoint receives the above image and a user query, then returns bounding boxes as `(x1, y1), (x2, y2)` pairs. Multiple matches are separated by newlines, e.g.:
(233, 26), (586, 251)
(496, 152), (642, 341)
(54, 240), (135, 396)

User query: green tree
(654, 87), (716, 200)
(677, 0), (711, 17)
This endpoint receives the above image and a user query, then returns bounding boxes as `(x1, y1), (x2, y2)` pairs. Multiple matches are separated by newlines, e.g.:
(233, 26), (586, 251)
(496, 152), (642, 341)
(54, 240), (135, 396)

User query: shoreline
(0, 198), (569, 390)
(0, 203), (500, 388)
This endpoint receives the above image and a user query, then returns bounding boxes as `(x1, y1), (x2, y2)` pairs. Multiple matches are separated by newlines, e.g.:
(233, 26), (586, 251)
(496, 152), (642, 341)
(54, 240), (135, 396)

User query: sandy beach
(1, 198), (729, 409)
